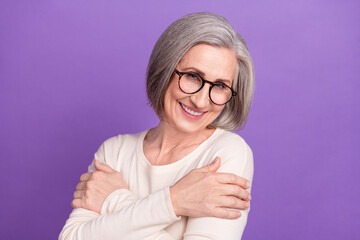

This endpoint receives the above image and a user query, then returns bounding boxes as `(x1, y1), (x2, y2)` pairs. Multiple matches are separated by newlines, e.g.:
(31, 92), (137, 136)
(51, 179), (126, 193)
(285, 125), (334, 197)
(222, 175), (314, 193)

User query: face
(163, 43), (237, 134)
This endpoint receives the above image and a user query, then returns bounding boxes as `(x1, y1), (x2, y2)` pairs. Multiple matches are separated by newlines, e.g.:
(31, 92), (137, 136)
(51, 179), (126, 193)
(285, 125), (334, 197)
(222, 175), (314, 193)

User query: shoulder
(213, 129), (250, 149)
(210, 129), (253, 179)
(101, 131), (142, 151)
(210, 129), (252, 159)
(89, 130), (147, 171)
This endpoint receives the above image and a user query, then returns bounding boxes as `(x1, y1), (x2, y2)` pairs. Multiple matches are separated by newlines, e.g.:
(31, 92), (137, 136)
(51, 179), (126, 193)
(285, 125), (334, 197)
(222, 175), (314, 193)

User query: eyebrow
(181, 67), (232, 84)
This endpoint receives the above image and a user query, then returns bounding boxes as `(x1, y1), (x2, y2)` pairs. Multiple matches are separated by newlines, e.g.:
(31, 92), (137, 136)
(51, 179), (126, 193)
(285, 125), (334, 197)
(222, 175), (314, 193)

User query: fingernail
(246, 181), (250, 188)
(245, 202), (250, 208)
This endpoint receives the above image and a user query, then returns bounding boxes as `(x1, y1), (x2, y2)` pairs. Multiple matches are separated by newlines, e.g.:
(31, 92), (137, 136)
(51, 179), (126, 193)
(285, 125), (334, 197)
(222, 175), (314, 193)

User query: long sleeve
(100, 189), (137, 214)
(95, 134), (254, 240)
(100, 189), (178, 239)
(59, 129), (254, 239)
(59, 135), (180, 240)
(183, 140), (254, 240)
(59, 186), (180, 240)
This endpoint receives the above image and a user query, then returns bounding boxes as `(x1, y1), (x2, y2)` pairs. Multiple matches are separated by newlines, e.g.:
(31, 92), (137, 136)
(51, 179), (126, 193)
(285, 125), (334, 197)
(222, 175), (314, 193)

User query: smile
(179, 102), (205, 117)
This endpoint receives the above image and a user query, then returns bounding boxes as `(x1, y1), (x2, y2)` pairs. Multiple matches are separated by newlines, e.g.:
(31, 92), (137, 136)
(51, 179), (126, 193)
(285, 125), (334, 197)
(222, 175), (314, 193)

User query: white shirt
(59, 128), (254, 240)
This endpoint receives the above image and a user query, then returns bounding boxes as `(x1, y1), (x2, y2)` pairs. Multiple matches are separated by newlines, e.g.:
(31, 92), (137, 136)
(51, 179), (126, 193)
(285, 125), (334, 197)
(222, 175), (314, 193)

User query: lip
(179, 102), (207, 119)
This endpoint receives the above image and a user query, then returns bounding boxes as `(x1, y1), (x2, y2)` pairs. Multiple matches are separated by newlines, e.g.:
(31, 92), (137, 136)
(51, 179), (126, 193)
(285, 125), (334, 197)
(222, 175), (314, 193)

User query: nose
(190, 83), (211, 108)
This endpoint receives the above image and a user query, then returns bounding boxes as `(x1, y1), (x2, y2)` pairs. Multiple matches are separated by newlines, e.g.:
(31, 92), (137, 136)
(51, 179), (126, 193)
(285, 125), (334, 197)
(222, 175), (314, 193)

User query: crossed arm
(59, 146), (253, 239)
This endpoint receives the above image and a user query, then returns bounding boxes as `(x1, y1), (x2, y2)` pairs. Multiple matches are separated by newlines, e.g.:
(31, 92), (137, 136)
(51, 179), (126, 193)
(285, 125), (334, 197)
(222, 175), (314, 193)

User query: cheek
(163, 82), (182, 114)
(209, 105), (225, 120)
(166, 80), (186, 102)
(212, 104), (225, 113)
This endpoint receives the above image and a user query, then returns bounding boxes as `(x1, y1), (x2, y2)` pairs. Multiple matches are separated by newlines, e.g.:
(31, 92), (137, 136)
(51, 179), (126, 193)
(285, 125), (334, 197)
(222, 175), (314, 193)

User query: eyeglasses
(174, 69), (237, 105)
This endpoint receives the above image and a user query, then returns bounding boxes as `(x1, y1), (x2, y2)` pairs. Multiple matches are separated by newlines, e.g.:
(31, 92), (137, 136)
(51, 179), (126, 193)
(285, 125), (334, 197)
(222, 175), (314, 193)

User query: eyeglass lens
(179, 73), (232, 105)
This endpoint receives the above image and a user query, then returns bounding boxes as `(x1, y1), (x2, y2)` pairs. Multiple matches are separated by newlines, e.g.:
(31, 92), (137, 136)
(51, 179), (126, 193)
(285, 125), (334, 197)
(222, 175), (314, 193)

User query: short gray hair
(146, 12), (254, 131)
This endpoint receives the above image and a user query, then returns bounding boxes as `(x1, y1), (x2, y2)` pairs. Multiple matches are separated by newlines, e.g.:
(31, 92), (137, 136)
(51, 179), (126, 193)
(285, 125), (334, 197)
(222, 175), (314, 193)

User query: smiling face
(163, 43), (237, 134)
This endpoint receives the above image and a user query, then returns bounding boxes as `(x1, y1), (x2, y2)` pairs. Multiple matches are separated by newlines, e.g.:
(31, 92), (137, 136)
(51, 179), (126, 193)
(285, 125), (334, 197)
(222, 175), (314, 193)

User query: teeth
(180, 103), (204, 116)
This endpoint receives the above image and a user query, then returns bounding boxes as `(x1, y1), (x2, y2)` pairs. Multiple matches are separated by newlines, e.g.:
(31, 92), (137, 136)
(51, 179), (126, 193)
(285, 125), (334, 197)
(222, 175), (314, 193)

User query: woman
(60, 12), (254, 239)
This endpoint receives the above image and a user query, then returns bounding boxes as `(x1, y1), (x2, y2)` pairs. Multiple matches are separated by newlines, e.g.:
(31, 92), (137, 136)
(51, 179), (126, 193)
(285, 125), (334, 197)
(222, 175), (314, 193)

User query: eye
(186, 73), (199, 79)
(184, 72), (202, 83)
(214, 82), (228, 89)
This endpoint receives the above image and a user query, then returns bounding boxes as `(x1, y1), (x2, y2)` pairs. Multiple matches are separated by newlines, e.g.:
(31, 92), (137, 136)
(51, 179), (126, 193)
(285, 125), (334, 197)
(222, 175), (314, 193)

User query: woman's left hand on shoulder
(71, 160), (129, 214)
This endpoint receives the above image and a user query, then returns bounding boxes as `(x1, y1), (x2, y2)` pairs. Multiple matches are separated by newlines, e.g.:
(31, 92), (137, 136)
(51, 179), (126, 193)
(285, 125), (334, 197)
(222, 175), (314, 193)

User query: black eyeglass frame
(174, 69), (237, 105)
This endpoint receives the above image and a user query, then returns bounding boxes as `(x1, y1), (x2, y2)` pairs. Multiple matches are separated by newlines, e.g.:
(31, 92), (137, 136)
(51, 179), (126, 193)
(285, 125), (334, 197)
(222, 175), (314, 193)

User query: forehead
(178, 43), (237, 83)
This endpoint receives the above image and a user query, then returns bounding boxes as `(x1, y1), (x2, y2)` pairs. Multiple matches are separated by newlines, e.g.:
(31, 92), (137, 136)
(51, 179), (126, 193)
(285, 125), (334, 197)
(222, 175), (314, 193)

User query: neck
(144, 121), (215, 165)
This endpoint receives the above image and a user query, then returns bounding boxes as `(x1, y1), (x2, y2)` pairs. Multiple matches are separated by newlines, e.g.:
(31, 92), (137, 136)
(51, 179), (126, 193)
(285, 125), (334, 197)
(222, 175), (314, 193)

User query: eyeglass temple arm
(174, 69), (183, 77)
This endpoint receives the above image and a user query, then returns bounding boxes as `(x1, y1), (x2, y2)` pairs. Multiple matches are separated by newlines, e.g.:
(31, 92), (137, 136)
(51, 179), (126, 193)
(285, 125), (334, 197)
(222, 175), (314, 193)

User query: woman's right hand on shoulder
(169, 157), (251, 219)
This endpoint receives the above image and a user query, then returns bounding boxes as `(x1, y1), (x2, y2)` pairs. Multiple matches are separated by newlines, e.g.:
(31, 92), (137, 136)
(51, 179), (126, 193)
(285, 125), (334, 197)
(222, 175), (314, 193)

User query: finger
(213, 207), (242, 219)
(217, 195), (250, 210)
(197, 157), (221, 172)
(80, 172), (92, 182)
(73, 190), (84, 199)
(71, 199), (82, 209)
(76, 181), (86, 190)
(220, 184), (251, 201)
(94, 159), (115, 174)
(216, 173), (250, 189)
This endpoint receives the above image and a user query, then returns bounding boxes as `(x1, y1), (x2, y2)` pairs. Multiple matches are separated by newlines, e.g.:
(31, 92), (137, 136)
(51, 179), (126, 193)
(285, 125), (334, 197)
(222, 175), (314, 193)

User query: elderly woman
(60, 12), (254, 239)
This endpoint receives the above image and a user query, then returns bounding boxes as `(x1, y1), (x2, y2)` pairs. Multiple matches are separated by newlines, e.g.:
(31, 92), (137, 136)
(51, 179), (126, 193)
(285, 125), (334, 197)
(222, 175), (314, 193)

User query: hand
(71, 160), (129, 214)
(169, 157), (251, 219)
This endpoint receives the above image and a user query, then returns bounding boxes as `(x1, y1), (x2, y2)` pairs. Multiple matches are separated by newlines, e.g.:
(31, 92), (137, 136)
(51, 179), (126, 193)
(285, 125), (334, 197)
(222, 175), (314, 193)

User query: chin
(169, 117), (217, 135)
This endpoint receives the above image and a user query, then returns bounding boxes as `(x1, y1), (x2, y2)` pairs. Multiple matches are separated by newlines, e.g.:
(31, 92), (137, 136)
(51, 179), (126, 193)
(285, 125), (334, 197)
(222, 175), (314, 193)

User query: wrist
(169, 185), (181, 217)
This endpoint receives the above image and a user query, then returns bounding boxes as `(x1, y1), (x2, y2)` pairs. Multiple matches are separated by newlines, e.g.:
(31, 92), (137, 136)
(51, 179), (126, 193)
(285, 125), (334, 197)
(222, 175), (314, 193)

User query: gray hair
(146, 12), (254, 131)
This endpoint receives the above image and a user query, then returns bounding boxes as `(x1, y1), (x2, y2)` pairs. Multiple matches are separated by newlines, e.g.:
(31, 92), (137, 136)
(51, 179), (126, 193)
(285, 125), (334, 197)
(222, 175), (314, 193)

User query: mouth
(179, 102), (206, 117)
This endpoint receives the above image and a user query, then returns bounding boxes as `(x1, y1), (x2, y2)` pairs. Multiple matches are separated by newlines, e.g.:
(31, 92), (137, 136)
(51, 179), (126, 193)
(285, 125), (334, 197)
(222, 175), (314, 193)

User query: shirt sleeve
(183, 138), (254, 240)
(59, 186), (180, 240)
(59, 139), (180, 240)
(99, 188), (178, 239)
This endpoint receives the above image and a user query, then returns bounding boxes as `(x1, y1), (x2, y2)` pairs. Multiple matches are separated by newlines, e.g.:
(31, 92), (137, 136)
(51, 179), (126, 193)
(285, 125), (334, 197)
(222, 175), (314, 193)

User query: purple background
(0, 0), (359, 239)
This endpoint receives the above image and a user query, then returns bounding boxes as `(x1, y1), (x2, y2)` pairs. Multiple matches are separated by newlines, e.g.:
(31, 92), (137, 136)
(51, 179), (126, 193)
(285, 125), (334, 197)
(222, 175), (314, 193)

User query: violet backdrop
(0, 0), (359, 239)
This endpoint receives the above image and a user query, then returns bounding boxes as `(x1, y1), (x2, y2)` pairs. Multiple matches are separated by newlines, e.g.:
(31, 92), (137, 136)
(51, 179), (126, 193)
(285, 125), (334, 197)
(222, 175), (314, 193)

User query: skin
(161, 43), (237, 136)
(71, 160), (128, 214)
(72, 44), (251, 219)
